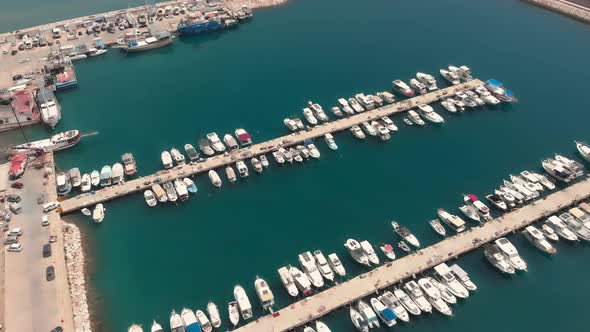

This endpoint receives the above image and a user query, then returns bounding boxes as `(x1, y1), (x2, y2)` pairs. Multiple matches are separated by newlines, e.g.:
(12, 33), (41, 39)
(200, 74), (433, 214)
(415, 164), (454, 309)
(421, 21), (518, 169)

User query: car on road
(10, 182), (23, 189)
(51, 326), (63, 332)
(46, 266), (55, 281)
(19, 58), (30, 63)
(43, 244), (52, 258)
(7, 243), (22, 252)
(6, 194), (21, 203)
(42, 215), (49, 226)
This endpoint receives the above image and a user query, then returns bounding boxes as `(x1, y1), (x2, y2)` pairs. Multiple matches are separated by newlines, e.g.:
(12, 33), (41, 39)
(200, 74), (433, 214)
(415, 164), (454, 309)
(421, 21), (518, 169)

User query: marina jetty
(233, 178), (590, 332)
(58, 79), (483, 213)
(523, 0), (590, 23)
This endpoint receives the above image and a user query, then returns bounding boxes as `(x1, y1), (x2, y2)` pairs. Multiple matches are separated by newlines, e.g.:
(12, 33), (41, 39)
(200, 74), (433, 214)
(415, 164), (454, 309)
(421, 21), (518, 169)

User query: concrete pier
(523, 0), (590, 24)
(232, 177), (590, 332)
(58, 79), (483, 213)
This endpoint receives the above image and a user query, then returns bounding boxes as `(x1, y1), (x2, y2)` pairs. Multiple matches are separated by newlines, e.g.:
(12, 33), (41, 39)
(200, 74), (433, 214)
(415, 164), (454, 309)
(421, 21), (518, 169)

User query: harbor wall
(63, 222), (92, 332)
(523, 0), (590, 24)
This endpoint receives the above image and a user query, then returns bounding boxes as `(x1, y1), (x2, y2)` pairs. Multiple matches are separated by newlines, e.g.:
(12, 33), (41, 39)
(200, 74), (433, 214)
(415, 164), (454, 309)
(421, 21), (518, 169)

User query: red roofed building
(0, 90), (40, 133)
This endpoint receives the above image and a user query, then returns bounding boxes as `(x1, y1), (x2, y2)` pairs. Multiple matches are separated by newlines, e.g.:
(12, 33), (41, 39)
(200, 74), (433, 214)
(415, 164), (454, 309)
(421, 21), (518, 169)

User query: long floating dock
(59, 79), (483, 213)
(232, 177), (590, 332)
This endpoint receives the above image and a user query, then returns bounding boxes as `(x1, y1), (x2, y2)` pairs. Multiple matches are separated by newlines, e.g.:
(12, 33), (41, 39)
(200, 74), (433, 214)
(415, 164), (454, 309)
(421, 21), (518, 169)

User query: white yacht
(523, 226), (557, 254)
(254, 276), (275, 312)
(206, 302), (221, 329)
(370, 297), (396, 327)
(407, 110), (425, 126)
(464, 194), (492, 221)
(440, 69), (460, 85)
(417, 104), (444, 123)
(350, 125), (366, 139)
(92, 204), (105, 223)
(344, 239), (370, 266)
(541, 223), (560, 242)
(110, 163), (124, 185)
(429, 219), (447, 237)
(403, 281), (432, 313)
(195, 310), (212, 332)
(409, 78), (428, 95)
(128, 324), (143, 332)
(208, 170), (222, 188)
(277, 266), (299, 297)
(483, 244), (515, 275)
(547, 216), (578, 241)
(349, 307), (369, 332)
(451, 97), (465, 111)
(495, 238), (527, 271)
(161, 151), (173, 169)
(291, 148), (303, 163)
(170, 148), (186, 166)
(80, 173), (91, 192)
(465, 90), (485, 106)
(433, 263), (469, 298)
(233, 285), (253, 320)
(152, 184), (167, 203)
(348, 97), (365, 113)
(337, 98), (355, 115)
(206, 133), (226, 152)
(358, 301), (380, 328)
(299, 251), (324, 288)
(279, 147), (293, 163)
(450, 264), (477, 291)
(378, 91), (396, 103)
(380, 244), (396, 260)
(373, 121), (391, 141)
(575, 140), (590, 162)
(90, 170), (100, 187)
(228, 302), (239, 327)
(391, 221), (421, 247)
(98, 165), (112, 187)
(144, 190), (157, 207)
(416, 72), (438, 91)
(379, 291), (410, 322)
(393, 288), (421, 316)
(169, 310), (185, 332)
(69, 168), (81, 187)
(331, 106), (343, 117)
(284, 118), (298, 131)
(459, 204), (481, 223)
(289, 265), (313, 296)
(173, 179), (189, 201)
(315, 321), (331, 332)
(180, 308), (198, 332)
(380, 116), (398, 132)
(308, 101), (330, 121)
(251, 157), (263, 173)
(361, 121), (377, 136)
(418, 278), (452, 316)
(306, 143), (321, 159)
(259, 154), (269, 168)
(360, 240), (380, 265)
(392, 79), (415, 97)
(441, 99), (457, 113)
(272, 150), (285, 164)
(327, 253), (346, 276)
(532, 172), (556, 190)
(456, 91), (477, 107)
(486, 193), (508, 211)
(236, 161), (249, 177)
(324, 133), (338, 150)
(510, 174), (542, 193)
(449, 65), (473, 81)
(303, 107), (318, 125)
(226, 166), (237, 183)
(562, 212), (590, 241)
(475, 85), (500, 104)
(313, 250), (334, 281)
(354, 93), (375, 110)
(429, 277), (457, 305)
(151, 321), (163, 332)
(223, 134), (239, 150)
(436, 208), (466, 232)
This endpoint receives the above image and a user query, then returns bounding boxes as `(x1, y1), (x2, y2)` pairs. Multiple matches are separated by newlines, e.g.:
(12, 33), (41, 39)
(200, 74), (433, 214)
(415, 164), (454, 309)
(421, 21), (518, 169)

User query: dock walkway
(233, 177), (590, 332)
(59, 79), (483, 213)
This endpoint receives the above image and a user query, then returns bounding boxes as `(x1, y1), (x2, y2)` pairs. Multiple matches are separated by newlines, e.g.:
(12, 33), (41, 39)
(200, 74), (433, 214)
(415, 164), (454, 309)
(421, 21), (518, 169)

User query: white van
(8, 228), (23, 237)
(43, 201), (60, 213)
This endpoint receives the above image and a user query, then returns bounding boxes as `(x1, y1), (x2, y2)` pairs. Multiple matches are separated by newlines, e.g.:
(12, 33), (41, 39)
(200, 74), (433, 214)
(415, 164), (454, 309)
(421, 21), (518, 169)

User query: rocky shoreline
(63, 222), (92, 332)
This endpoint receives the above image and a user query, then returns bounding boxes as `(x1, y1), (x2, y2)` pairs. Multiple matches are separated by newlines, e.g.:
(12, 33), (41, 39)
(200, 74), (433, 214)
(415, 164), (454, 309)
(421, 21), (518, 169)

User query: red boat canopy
(238, 133), (251, 141)
(383, 244), (393, 251)
(468, 194), (479, 202)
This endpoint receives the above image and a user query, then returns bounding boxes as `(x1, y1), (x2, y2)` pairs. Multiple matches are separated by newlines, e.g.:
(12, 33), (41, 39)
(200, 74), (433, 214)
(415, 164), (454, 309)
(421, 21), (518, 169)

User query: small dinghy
(81, 208), (91, 216)
(403, 117), (413, 126)
(398, 241), (411, 253)
(380, 244), (396, 260)
(429, 219), (447, 237)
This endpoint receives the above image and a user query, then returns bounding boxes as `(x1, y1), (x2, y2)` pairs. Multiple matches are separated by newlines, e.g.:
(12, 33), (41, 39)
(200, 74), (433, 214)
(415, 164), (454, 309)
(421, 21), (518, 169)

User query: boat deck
(58, 79), (483, 213)
(232, 177), (590, 332)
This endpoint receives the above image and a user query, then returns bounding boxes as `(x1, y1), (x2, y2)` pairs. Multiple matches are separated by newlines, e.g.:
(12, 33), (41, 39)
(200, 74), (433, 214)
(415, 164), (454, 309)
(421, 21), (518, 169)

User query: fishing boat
(9, 130), (80, 154)
(163, 182), (178, 202)
(223, 134), (239, 150)
(180, 308), (199, 332)
(80, 173), (91, 192)
(194, 310), (211, 332)
(151, 321), (163, 332)
(407, 110), (425, 126)
(522, 226), (557, 254)
(392, 79), (414, 97)
(360, 240), (380, 265)
(313, 250), (335, 281)
(234, 285), (253, 320)
(379, 291), (410, 322)
(183, 178), (197, 194)
(90, 170), (100, 187)
(206, 302), (221, 328)
(463, 194), (491, 221)
(92, 204), (105, 223)
(259, 154), (269, 168)
(483, 244), (515, 275)
(429, 219), (446, 236)
(228, 301), (239, 327)
(236, 161), (249, 177)
(403, 281), (432, 313)
(152, 184), (168, 203)
(174, 179), (189, 201)
(99, 165), (112, 187)
(277, 266), (299, 297)
(344, 239), (370, 266)
(324, 133), (338, 150)
(111, 163), (124, 185)
(144, 190), (157, 207)
(349, 307), (369, 332)
(289, 265), (313, 296)
(393, 288), (422, 316)
(225, 166), (237, 183)
(418, 278), (452, 316)
(299, 251), (324, 288)
(235, 129), (252, 146)
(358, 301), (380, 328)
(391, 221), (420, 247)
(433, 263), (469, 298)
(370, 297), (397, 327)
(251, 158), (263, 173)
(184, 144), (200, 161)
(171, 148), (186, 165)
(254, 276), (275, 312)
(208, 170), (222, 188)
(436, 208), (466, 232)
(327, 253), (346, 276)
(169, 310), (184, 332)
(122, 153), (137, 176)
(449, 263), (477, 291)
(161, 151), (173, 169)
(380, 244), (396, 260)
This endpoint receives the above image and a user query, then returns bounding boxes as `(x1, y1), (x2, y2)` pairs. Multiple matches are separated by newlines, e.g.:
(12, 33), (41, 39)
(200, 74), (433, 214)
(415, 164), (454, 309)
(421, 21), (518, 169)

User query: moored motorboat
(360, 240), (380, 265)
(303, 107), (318, 125)
(289, 265), (313, 296)
(416, 72), (438, 91)
(441, 99), (457, 113)
(111, 163), (124, 185)
(398, 241), (411, 253)
(161, 151), (173, 169)
(151, 320), (163, 332)
(464, 194), (492, 221)
(236, 160), (249, 177)
(228, 301), (240, 327)
(223, 134), (239, 150)
(380, 116), (398, 132)
(392, 79), (414, 97)
(299, 251), (324, 288)
(226, 166), (237, 183)
(344, 239), (370, 266)
(235, 128), (252, 146)
(99, 165), (112, 187)
(522, 225), (557, 254)
(370, 297), (397, 327)
(208, 170), (222, 188)
(152, 184), (167, 203)
(404, 280), (432, 313)
(163, 182), (177, 202)
(199, 140), (215, 156)
(169, 310), (184, 332)
(495, 237), (527, 271)
(436, 208), (466, 232)
(407, 110), (425, 126)
(483, 243), (515, 275)
(546, 215), (578, 241)
(379, 291), (410, 322)
(358, 300), (380, 328)
(277, 266), (299, 297)
(391, 221), (420, 247)
(259, 154), (269, 168)
(315, 321), (331, 332)
(331, 106), (344, 117)
(313, 250), (335, 281)
(393, 288), (421, 316)
(122, 153), (137, 176)
(129, 324), (143, 332)
(272, 150), (285, 164)
(183, 178), (198, 194)
(327, 253), (346, 276)
(575, 140), (590, 162)
(324, 133), (338, 150)
(174, 179), (189, 201)
(80, 173), (91, 192)
(418, 278), (452, 316)
(433, 263), (469, 298)
(349, 307), (369, 332)
(449, 263), (477, 291)
(196, 310), (212, 332)
(430, 277), (457, 305)
(90, 170), (100, 187)
(409, 78), (428, 95)
(440, 69), (460, 85)
(234, 285), (253, 320)
(541, 223), (560, 242)
(348, 98), (365, 113)
(459, 204), (480, 222)
(350, 125), (366, 139)
(486, 193), (508, 211)
(92, 203), (105, 223)
(429, 219), (447, 237)
(254, 276), (275, 312)
(362, 121), (377, 136)
(170, 148), (186, 166)
(417, 103), (444, 123)
(144, 190), (157, 207)
(380, 244), (396, 260)
(206, 132), (226, 152)
(206, 302), (221, 328)
(184, 144), (200, 161)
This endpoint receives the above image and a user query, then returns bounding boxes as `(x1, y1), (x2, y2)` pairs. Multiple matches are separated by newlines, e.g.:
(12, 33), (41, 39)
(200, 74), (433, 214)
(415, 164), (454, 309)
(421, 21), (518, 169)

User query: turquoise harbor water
(2, 0), (590, 331)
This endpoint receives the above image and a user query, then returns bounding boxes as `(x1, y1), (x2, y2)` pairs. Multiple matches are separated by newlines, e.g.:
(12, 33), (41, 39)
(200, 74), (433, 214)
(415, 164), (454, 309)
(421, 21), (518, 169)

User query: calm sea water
(2, 0), (590, 331)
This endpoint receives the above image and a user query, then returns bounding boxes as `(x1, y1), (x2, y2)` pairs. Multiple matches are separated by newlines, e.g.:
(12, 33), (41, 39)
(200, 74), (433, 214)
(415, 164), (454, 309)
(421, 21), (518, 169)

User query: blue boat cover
(186, 323), (202, 332)
(382, 308), (396, 321)
(486, 79), (504, 87)
(304, 139), (313, 145)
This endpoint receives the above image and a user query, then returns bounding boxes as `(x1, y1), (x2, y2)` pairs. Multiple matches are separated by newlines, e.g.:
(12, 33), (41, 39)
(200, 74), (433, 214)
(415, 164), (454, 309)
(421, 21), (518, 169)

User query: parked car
(8, 228), (22, 236)
(49, 235), (57, 243)
(42, 215), (49, 226)
(43, 244), (52, 258)
(4, 235), (18, 245)
(7, 243), (22, 252)
(43, 201), (60, 213)
(9, 203), (22, 214)
(10, 182), (23, 189)
(46, 266), (55, 281)
(6, 194), (20, 203)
